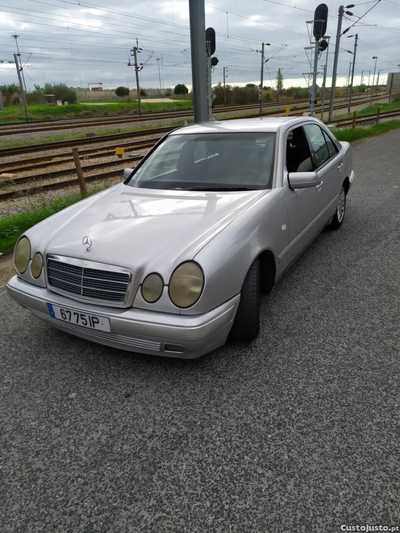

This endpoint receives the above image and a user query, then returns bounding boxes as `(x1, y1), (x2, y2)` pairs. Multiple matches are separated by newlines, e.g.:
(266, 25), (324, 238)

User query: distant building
(387, 73), (400, 95)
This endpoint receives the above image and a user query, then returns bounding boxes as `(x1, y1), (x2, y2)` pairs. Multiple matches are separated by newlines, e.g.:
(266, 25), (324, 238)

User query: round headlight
(169, 261), (204, 308)
(14, 236), (31, 274)
(141, 273), (164, 303)
(31, 253), (43, 279)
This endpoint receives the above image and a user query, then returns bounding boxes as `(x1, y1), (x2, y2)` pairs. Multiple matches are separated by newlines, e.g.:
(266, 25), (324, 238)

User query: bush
(44, 83), (77, 104)
(0, 83), (19, 106)
(139, 88), (147, 97)
(26, 89), (45, 105)
(115, 86), (130, 97)
(392, 93), (400, 103)
(174, 84), (189, 95)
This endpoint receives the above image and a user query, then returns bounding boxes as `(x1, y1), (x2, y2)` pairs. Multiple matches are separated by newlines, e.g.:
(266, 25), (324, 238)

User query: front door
(282, 126), (324, 267)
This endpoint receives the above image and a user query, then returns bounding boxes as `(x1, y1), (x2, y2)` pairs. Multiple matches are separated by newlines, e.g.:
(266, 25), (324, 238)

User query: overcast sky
(0, 0), (399, 91)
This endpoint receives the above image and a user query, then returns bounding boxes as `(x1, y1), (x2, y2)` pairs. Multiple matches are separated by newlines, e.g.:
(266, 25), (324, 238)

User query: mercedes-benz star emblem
(82, 236), (92, 252)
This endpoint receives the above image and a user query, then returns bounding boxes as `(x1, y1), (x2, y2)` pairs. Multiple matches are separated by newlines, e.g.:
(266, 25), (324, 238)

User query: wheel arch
(343, 176), (350, 194)
(257, 248), (276, 295)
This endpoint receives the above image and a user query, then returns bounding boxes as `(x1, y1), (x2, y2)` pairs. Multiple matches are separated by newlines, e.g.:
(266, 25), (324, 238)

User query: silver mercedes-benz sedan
(7, 117), (354, 359)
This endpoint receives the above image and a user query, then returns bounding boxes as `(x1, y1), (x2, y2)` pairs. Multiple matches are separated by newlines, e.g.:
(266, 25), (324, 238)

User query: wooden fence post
(72, 147), (87, 198)
(352, 112), (356, 129)
(376, 107), (380, 124)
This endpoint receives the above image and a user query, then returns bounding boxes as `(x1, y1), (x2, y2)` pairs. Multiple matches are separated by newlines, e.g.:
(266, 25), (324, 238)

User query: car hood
(43, 183), (267, 276)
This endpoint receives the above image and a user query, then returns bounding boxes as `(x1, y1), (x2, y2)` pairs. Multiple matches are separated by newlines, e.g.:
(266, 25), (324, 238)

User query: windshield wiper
(180, 186), (257, 191)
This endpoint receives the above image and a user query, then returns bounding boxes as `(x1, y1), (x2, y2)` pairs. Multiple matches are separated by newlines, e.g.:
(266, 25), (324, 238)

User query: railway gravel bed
(1, 175), (123, 218)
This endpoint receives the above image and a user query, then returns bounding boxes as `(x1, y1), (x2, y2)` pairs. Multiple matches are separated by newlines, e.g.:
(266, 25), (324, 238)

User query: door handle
(337, 163), (344, 171)
(316, 180), (323, 191)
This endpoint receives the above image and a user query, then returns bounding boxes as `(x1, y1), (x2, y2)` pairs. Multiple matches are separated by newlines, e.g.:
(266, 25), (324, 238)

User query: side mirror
(288, 171), (318, 190)
(123, 168), (135, 180)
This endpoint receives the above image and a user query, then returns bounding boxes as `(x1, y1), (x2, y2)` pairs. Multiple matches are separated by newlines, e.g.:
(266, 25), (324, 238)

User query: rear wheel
(326, 185), (346, 230)
(230, 259), (260, 341)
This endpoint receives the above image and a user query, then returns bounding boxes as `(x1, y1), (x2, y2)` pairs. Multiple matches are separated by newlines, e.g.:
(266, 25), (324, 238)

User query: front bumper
(7, 276), (240, 359)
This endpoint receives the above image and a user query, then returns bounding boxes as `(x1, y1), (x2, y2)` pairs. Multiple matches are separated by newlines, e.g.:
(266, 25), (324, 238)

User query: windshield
(127, 132), (276, 191)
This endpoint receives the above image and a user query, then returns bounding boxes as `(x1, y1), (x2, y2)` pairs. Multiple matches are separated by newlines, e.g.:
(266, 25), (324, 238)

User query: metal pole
(133, 47), (142, 117)
(321, 65), (327, 121)
(388, 72), (394, 103)
(259, 42), (265, 115)
(13, 53), (29, 122)
(223, 66), (227, 105)
(156, 58), (162, 94)
(206, 44), (212, 121)
(320, 39), (330, 121)
(329, 5), (344, 121)
(189, 0), (208, 123)
(361, 70), (363, 86)
(376, 70), (380, 93)
(347, 61), (352, 96)
(347, 34), (358, 113)
(370, 57), (377, 106)
(310, 39), (320, 117)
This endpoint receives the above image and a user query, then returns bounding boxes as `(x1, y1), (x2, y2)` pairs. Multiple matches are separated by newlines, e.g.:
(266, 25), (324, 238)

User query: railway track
(0, 93), (386, 137)
(0, 93), (387, 160)
(0, 95), (394, 203)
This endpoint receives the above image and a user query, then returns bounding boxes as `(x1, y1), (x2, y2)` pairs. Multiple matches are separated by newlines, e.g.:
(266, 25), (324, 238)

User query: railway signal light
(205, 27), (216, 56)
(313, 3), (328, 40)
(319, 40), (329, 52)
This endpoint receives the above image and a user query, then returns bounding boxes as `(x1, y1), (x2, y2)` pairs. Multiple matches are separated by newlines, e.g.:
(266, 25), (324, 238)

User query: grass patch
(0, 186), (110, 254)
(356, 100), (400, 117)
(0, 101), (193, 124)
(334, 119), (400, 142)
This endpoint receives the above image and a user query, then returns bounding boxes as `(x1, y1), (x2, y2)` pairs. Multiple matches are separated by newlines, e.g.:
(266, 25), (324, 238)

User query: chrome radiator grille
(47, 255), (132, 307)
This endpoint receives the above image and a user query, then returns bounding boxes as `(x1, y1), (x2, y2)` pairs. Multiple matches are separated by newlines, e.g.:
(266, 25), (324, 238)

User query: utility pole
(206, 41), (212, 121)
(133, 44), (142, 116)
(223, 66), (228, 105)
(321, 65), (327, 120)
(320, 38), (330, 121)
(13, 53), (29, 121)
(347, 33), (358, 113)
(370, 56), (378, 106)
(310, 39), (320, 116)
(376, 70), (380, 92)
(361, 70), (364, 86)
(12, 34), (28, 96)
(259, 42), (265, 115)
(188, 0), (208, 123)
(156, 58), (162, 94)
(347, 61), (352, 96)
(328, 5), (344, 121)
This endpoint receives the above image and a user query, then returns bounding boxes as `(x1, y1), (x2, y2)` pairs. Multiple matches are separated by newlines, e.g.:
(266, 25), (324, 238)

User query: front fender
(182, 188), (288, 315)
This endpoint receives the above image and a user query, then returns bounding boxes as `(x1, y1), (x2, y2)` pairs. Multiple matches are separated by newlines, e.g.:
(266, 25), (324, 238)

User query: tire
(326, 184), (346, 230)
(229, 258), (260, 341)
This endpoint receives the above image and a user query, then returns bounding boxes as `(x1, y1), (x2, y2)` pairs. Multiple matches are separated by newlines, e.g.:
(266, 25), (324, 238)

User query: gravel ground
(0, 130), (399, 532)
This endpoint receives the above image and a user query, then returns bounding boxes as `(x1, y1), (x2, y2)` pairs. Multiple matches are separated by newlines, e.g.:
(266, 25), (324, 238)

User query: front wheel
(229, 259), (260, 341)
(326, 185), (346, 230)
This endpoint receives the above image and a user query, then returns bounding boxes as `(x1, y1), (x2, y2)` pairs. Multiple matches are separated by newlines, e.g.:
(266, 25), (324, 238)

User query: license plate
(47, 303), (111, 332)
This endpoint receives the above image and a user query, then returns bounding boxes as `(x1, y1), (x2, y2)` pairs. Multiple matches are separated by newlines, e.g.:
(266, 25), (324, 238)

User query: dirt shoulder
(0, 254), (14, 288)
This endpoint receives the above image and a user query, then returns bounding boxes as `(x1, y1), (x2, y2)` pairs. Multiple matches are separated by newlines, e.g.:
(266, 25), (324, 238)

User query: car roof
(170, 116), (321, 135)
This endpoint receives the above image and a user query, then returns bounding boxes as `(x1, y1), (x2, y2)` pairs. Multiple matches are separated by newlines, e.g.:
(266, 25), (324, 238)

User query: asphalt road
(1, 130), (399, 533)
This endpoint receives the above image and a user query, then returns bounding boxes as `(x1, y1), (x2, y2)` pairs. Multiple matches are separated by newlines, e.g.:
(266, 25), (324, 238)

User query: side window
(286, 127), (313, 173)
(322, 129), (339, 158)
(304, 124), (331, 169)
